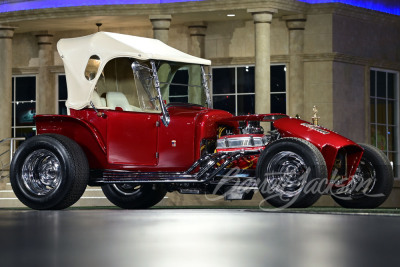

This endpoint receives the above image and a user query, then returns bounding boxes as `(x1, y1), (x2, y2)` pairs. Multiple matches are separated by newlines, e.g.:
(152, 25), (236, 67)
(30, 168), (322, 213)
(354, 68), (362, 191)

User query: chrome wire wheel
(336, 158), (377, 199)
(112, 184), (142, 196)
(257, 138), (327, 208)
(265, 151), (308, 198)
(21, 149), (62, 196)
(331, 143), (393, 209)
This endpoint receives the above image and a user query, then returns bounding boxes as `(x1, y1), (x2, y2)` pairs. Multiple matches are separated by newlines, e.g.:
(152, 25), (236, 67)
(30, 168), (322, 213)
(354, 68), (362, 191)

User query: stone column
(188, 22), (207, 58)
(0, 26), (15, 141)
(36, 33), (55, 115)
(284, 14), (307, 118)
(149, 15), (172, 44)
(248, 8), (277, 116)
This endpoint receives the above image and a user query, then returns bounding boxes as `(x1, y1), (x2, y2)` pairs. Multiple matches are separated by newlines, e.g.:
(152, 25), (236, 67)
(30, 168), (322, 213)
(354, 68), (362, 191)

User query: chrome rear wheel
(22, 149), (62, 196)
(10, 134), (89, 210)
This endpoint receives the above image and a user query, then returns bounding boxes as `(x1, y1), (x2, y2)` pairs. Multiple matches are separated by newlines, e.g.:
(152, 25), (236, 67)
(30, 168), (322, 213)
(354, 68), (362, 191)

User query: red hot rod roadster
(10, 32), (393, 210)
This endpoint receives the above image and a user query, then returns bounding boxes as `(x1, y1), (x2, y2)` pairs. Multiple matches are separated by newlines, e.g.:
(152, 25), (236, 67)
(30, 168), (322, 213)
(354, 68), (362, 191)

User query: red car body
(35, 106), (363, 182)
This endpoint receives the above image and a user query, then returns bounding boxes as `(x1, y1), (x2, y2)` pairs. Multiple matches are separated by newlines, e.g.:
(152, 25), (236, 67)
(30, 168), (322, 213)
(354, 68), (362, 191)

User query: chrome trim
(92, 151), (259, 184)
(201, 65), (212, 108)
(216, 135), (267, 149)
(151, 60), (170, 126)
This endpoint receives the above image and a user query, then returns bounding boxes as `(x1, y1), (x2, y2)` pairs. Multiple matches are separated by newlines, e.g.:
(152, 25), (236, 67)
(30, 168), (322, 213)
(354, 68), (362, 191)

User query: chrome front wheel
(332, 143), (393, 208)
(265, 151), (308, 198)
(257, 138), (328, 208)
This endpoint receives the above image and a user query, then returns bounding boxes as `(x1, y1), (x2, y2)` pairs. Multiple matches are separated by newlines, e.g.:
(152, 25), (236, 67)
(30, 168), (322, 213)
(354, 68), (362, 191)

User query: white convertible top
(57, 32), (211, 110)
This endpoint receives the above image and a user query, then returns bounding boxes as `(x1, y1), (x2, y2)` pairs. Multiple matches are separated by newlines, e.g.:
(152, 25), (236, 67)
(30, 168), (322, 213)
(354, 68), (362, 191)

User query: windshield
(157, 61), (209, 107)
(91, 57), (210, 116)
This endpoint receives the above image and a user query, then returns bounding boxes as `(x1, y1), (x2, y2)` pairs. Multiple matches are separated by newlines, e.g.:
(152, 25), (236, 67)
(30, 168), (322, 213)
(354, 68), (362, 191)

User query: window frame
(11, 74), (37, 138)
(211, 64), (287, 116)
(370, 67), (399, 175)
(56, 73), (68, 115)
(211, 65), (255, 116)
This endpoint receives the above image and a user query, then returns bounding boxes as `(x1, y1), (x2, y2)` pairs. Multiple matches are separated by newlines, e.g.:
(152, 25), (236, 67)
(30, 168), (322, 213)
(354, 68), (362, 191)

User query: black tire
(256, 138), (328, 208)
(10, 134), (89, 210)
(101, 183), (167, 209)
(331, 143), (393, 209)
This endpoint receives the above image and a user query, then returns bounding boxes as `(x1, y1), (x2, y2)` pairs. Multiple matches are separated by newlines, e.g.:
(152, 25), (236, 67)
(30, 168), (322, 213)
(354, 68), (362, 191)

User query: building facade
(1, 0), (400, 175)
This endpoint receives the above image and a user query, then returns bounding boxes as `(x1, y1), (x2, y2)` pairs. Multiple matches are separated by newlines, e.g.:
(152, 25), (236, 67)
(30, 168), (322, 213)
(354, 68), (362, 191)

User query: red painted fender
(35, 114), (108, 169)
(273, 117), (363, 178)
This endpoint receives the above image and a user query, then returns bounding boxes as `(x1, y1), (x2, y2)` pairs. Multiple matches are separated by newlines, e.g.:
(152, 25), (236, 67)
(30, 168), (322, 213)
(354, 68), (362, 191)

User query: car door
(107, 110), (159, 166)
(97, 57), (161, 166)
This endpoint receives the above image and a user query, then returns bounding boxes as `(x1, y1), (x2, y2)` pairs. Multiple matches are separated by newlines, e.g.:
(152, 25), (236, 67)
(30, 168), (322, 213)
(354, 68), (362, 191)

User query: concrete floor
(0, 209), (399, 267)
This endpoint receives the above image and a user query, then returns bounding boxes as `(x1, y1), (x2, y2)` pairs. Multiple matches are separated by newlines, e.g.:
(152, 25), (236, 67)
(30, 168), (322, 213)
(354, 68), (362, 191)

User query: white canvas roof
(57, 32), (211, 110)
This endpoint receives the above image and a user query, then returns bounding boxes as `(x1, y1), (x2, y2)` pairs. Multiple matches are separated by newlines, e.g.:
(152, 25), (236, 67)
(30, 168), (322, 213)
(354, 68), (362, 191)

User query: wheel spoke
(347, 159), (377, 198)
(265, 151), (308, 198)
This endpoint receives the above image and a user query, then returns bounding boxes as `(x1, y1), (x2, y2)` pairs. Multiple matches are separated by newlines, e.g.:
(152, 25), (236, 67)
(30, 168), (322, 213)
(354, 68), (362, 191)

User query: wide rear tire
(256, 138), (328, 208)
(10, 134), (89, 210)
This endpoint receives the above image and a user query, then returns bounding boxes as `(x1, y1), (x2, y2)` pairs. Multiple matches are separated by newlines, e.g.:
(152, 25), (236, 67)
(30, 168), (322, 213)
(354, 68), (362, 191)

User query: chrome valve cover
(216, 134), (268, 150)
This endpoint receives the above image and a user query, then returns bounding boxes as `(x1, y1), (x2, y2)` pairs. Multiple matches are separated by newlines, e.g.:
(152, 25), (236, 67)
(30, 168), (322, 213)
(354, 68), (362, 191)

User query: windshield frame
(201, 65), (212, 108)
(150, 60), (170, 126)
(131, 59), (212, 127)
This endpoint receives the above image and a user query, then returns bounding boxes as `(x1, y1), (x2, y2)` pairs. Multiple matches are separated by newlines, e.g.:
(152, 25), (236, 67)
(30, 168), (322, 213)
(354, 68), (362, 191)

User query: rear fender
(35, 115), (107, 169)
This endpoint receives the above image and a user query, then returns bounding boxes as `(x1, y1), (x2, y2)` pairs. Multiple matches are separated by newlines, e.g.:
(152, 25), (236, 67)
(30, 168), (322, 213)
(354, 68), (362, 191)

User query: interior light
(227, 14), (235, 17)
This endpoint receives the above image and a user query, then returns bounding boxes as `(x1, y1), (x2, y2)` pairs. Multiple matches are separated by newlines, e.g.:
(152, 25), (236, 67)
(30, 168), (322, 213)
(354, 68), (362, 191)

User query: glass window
(11, 76), (36, 138)
(370, 69), (399, 176)
(84, 55), (101, 81)
(58, 74), (68, 115)
(237, 66), (254, 93)
(237, 94), (255, 115)
(169, 69), (189, 103)
(212, 68), (235, 95)
(271, 65), (286, 93)
(158, 61), (207, 107)
(213, 95), (235, 114)
(212, 65), (286, 116)
(270, 65), (287, 113)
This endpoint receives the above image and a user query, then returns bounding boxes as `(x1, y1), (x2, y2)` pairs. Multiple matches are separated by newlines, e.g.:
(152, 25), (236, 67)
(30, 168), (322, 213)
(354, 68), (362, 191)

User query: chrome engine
(216, 134), (268, 152)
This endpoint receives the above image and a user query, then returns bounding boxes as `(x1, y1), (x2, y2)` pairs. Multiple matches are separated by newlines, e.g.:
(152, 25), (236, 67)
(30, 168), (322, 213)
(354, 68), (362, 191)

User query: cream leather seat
(91, 90), (106, 107)
(106, 92), (141, 112)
